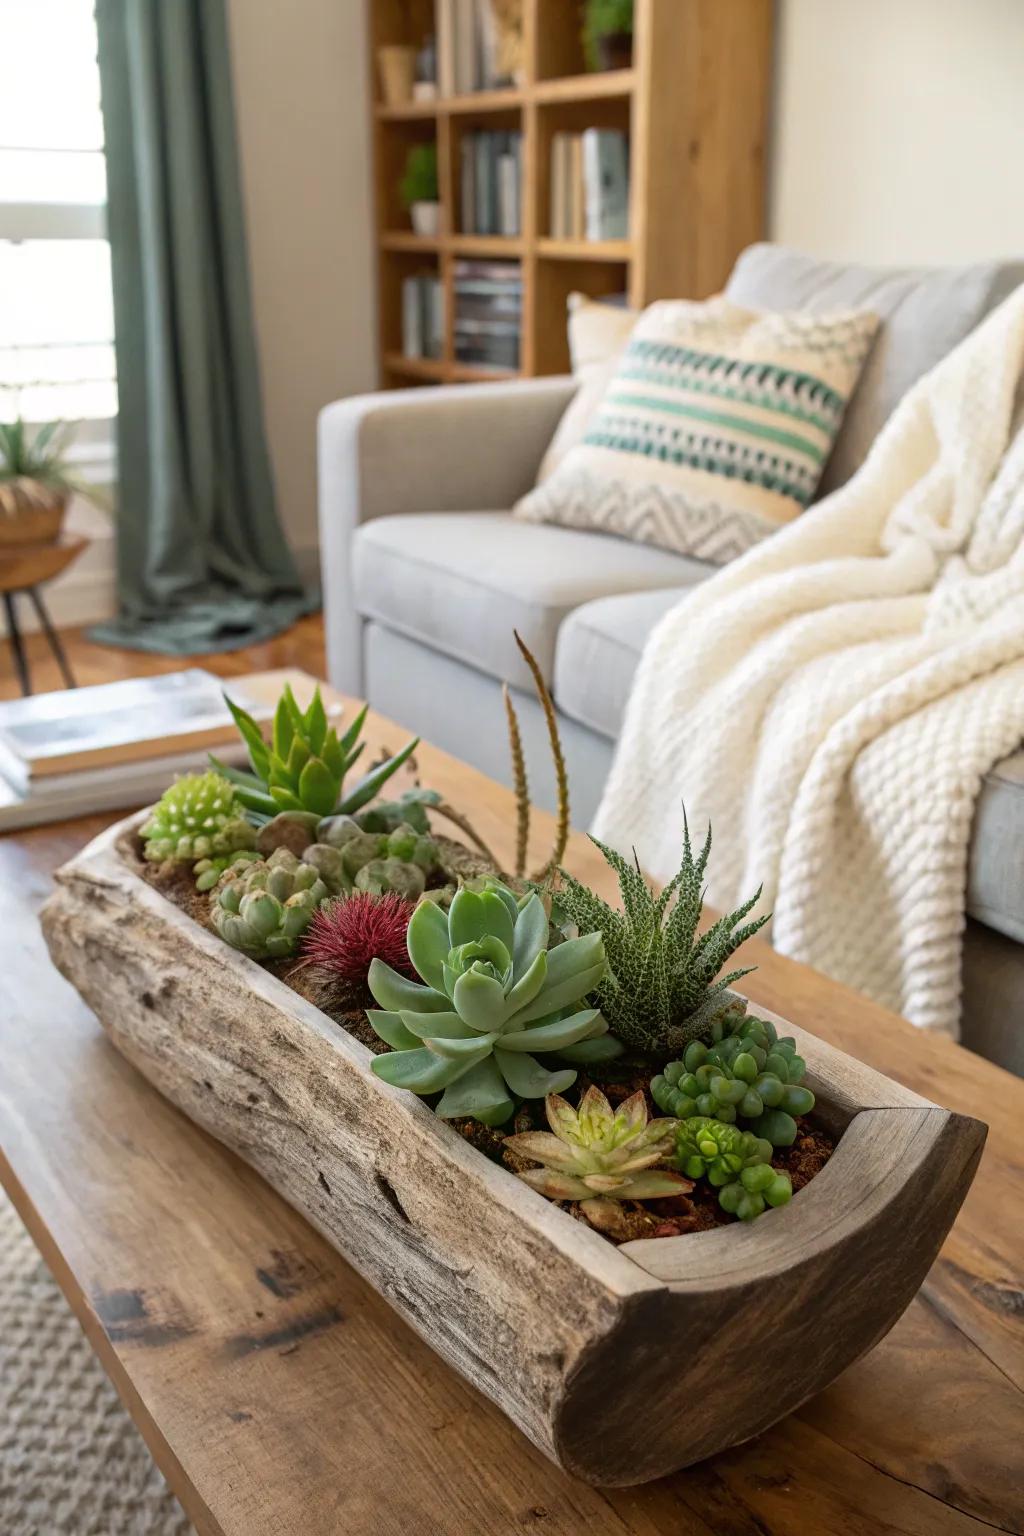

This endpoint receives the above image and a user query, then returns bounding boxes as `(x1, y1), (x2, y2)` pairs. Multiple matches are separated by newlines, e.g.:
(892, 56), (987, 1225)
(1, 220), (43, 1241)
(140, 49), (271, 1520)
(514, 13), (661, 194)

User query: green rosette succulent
(505, 1086), (689, 1229)
(213, 683), (419, 821)
(366, 882), (615, 1125)
(651, 1014), (814, 1146)
(193, 848), (262, 892)
(140, 771), (257, 864)
(672, 1116), (772, 1186)
(210, 847), (330, 958)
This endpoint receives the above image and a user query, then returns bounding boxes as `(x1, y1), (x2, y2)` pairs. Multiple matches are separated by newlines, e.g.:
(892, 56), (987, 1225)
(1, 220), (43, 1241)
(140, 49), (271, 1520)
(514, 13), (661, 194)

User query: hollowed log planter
(40, 812), (986, 1487)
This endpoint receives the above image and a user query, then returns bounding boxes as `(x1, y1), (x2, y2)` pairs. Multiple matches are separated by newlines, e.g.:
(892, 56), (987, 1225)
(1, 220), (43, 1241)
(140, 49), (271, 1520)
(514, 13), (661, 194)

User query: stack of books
(453, 259), (522, 372)
(0, 670), (274, 832)
(401, 274), (446, 360)
(460, 131), (522, 237)
(437, 0), (521, 95)
(550, 129), (630, 242)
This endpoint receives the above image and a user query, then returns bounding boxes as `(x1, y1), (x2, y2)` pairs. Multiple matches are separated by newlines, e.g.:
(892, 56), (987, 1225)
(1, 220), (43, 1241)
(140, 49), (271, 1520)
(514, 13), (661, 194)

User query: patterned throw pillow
(515, 297), (879, 564)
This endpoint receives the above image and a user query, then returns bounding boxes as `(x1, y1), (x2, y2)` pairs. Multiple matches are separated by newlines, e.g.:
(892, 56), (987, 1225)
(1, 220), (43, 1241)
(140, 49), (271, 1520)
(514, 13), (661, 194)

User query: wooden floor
(0, 613), (328, 701)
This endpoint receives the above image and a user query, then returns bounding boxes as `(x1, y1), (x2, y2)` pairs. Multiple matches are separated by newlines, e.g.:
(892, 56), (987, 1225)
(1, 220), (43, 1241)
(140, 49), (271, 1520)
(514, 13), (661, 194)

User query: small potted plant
(400, 142), (441, 237)
(582, 0), (634, 72)
(0, 418), (79, 547)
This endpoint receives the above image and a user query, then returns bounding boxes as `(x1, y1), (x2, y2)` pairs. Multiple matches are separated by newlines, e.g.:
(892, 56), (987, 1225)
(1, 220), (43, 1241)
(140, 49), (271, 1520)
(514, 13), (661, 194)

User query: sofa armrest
(317, 376), (576, 693)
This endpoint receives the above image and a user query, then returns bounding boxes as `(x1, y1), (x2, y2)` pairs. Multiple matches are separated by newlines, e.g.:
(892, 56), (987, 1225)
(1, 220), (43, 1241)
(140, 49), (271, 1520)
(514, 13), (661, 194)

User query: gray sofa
(318, 244), (1024, 1074)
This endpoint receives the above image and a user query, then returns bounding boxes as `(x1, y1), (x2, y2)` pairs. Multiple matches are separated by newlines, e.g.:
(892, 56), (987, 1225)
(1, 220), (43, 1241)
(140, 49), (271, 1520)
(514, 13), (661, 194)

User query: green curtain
(92, 0), (316, 654)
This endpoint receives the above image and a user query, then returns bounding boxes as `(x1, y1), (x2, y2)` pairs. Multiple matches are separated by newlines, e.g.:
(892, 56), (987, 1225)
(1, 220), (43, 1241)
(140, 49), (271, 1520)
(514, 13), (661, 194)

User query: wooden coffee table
(1, 684), (1022, 1536)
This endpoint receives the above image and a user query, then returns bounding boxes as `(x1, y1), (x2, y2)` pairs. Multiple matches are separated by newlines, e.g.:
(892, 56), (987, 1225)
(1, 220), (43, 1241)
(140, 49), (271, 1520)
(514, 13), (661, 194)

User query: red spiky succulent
(301, 890), (414, 981)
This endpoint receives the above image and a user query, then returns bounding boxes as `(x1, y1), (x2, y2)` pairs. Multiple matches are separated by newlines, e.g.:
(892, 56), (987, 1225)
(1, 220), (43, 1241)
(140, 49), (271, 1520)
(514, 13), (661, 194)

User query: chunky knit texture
(593, 284), (1024, 1038)
(0, 1190), (193, 1535)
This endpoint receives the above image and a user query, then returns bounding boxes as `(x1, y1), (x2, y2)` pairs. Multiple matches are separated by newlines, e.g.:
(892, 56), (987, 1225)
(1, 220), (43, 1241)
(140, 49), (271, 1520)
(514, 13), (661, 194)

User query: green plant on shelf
(582, 0), (634, 71)
(399, 142), (439, 209)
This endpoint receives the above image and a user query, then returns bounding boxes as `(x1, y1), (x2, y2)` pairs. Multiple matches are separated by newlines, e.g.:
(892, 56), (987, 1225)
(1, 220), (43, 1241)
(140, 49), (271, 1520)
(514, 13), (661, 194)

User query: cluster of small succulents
(193, 848), (262, 892)
(651, 1013), (815, 1147)
(366, 880), (615, 1125)
(311, 816), (439, 900)
(140, 771), (257, 865)
(210, 848), (330, 958)
(504, 1087), (689, 1232)
(670, 1115), (792, 1220)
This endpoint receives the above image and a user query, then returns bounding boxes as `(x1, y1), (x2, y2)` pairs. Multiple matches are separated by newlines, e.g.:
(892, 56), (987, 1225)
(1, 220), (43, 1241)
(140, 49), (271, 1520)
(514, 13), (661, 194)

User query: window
(0, 0), (115, 459)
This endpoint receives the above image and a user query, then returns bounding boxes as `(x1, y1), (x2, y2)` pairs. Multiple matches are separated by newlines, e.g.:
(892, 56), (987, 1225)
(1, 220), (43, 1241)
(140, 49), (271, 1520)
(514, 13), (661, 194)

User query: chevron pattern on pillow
(515, 297), (879, 563)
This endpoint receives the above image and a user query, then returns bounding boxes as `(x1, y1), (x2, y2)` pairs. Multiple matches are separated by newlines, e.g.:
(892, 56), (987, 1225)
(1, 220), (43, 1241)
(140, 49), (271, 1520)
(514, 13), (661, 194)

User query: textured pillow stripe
(516, 297), (879, 565)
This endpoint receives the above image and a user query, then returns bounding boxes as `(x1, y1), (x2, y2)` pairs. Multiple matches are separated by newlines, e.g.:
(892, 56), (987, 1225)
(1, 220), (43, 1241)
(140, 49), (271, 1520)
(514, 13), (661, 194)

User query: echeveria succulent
(505, 1088), (688, 1220)
(210, 847), (329, 958)
(140, 771), (257, 864)
(213, 683), (419, 821)
(672, 1116), (772, 1186)
(193, 848), (262, 892)
(366, 882), (612, 1125)
(652, 1014), (814, 1146)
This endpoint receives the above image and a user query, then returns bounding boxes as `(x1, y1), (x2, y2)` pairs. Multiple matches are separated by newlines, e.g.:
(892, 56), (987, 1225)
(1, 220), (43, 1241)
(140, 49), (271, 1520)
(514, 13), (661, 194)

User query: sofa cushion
(352, 512), (712, 691)
(726, 244), (1024, 496)
(554, 587), (685, 738)
(516, 297), (879, 565)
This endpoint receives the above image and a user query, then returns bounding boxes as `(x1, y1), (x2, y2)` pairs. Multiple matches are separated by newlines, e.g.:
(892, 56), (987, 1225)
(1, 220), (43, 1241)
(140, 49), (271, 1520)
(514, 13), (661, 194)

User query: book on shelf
(550, 129), (630, 243)
(401, 274), (445, 360)
(583, 128), (630, 241)
(453, 258), (521, 371)
(461, 130), (522, 236)
(436, 0), (521, 95)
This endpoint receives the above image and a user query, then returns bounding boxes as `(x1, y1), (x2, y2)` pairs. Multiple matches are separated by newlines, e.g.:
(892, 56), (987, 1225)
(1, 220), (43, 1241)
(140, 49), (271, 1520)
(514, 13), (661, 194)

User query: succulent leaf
(208, 847), (330, 958)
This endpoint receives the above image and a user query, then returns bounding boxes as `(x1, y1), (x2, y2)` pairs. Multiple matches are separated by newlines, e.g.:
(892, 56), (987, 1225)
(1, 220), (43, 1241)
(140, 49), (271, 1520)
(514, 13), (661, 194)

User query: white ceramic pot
(410, 201), (441, 238)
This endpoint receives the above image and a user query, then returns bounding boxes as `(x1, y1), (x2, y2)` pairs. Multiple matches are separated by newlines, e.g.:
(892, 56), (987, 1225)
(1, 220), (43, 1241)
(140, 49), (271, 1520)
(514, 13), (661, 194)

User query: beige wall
(226, 0), (377, 565)
(771, 0), (1024, 266)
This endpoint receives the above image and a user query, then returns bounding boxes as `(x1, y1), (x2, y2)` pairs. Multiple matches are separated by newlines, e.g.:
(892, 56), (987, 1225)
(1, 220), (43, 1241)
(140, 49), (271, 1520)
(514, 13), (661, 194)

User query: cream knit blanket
(593, 284), (1024, 1037)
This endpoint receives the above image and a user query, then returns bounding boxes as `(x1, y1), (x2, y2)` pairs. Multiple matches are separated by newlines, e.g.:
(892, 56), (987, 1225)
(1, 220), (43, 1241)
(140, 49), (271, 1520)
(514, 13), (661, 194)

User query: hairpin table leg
(26, 585), (76, 689)
(2, 591), (32, 696)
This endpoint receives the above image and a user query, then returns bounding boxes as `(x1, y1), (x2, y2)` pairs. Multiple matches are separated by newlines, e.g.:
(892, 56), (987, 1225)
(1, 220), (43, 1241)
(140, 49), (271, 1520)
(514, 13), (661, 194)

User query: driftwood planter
(41, 812), (986, 1487)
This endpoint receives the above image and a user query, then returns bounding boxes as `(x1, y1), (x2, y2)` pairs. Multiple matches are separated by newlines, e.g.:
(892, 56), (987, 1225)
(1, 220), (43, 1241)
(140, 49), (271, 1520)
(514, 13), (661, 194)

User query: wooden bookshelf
(368, 0), (773, 387)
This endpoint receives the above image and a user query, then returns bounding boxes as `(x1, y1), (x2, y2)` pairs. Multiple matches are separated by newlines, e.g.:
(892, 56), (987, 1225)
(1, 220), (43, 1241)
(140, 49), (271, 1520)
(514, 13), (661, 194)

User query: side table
(0, 532), (86, 694)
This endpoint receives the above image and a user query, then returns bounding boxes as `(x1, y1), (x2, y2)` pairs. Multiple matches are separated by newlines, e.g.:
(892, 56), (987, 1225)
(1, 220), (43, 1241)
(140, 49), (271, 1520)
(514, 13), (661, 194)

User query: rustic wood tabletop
(1, 688), (1022, 1536)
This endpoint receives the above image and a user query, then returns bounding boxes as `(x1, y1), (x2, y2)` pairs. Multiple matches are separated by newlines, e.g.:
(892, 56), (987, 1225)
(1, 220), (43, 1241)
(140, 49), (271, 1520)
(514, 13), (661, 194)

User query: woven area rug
(0, 1189), (194, 1536)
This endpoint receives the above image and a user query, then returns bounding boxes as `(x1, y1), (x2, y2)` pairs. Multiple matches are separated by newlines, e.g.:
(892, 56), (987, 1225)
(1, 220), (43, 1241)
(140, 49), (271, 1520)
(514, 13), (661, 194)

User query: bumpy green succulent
(353, 858), (426, 901)
(140, 772), (257, 864)
(718, 1164), (793, 1222)
(651, 1013), (814, 1146)
(193, 848), (262, 892)
(302, 819), (438, 902)
(555, 818), (768, 1057)
(210, 848), (330, 958)
(213, 683), (419, 820)
(505, 1087), (689, 1228)
(367, 882), (613, 1125)
(672, 1117), (772, 1186)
